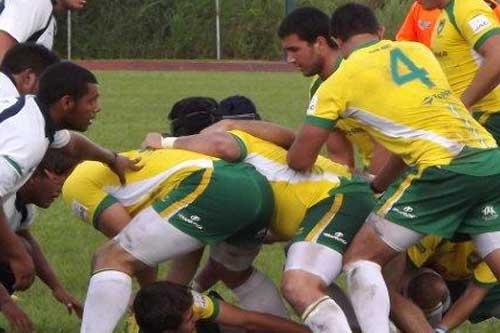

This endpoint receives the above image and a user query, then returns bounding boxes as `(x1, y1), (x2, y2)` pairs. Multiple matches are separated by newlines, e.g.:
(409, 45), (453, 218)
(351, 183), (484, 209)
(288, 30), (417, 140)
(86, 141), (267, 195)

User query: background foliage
(53, 0), (413, 59)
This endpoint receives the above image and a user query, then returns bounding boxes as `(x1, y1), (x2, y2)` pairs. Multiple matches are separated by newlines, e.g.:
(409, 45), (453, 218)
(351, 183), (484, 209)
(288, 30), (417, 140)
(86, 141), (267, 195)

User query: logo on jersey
(392, 206), (417, 219)
(177, 213), (204, 230)
(71, 200), (89, 222)
(437, 19), (446, 35)
(307, 94), (319, 115)
(418, 19), (432, 30)
(324, 231), (347, 245)
(481, 205), (498, 220)
(468, 15), (492, 34)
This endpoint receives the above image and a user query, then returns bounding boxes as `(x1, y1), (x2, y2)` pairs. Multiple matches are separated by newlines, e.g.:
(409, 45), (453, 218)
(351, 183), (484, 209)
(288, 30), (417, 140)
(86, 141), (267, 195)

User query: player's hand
(109, 154), (142, 185)
(141, 133), (163, 150)
(200, 119), (235, 134)
(0, 300), (33, 332)
(64, 0), (87, 10)
(52, 286), (83, 318)
(9, 253), (35, 291)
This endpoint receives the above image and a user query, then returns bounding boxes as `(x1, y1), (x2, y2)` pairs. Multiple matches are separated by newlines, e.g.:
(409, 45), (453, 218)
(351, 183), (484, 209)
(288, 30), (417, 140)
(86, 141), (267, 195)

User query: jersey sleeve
(304, 69), (346, 130)
(473, 261), (498, 288)
(455, 0), (500, 51)
(50, 130), (71, 149)
(191, 290), (220, 321)
(396, 2), (419, 41)
(62, 165), (118, 228)
(227, 130), (255, 161)
(0, 0), (52, 43)
(407, 235), (443, 268)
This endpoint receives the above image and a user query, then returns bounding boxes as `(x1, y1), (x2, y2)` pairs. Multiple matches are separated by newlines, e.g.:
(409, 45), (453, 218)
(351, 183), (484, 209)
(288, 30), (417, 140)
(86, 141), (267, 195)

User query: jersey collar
(34, 97), (57, 144)
(350, 39), (381, 56)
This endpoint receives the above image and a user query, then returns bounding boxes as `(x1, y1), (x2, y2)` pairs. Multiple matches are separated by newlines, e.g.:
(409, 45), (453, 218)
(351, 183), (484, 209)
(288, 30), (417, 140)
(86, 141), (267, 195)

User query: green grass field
(1, 70), (498, 332)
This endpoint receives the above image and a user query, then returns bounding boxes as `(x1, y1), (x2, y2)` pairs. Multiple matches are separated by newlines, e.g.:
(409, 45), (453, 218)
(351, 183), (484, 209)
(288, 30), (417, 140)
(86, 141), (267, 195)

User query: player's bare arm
(461, 34), (500, 109)
(172, 132), (242, 162)
(370, 152), (408, 193)
(287, 124), (330, 172)
(0, 282), (33, 333)
(325, 131), (355, 170)
(0, 207), (34, 291)
(61, 132), (142, 185)
(216, 301), (311, 333)
(201, 119), (297, 149)
(439, 281), (489, 331)
(0, 31), (17, 62)
(16, 229), (82, 318)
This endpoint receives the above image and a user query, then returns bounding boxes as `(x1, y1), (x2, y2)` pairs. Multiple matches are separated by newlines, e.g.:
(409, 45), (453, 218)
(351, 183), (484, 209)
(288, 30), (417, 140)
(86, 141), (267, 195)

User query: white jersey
(0, 0), (56, 49)
(0, 95), (70, 197)
(0, 72), (18, 99)
(2, 193), (34, 232)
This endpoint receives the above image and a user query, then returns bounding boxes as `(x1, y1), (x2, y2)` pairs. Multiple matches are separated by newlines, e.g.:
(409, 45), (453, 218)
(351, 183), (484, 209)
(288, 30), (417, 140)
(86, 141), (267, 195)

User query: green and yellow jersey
(229, 130), (369, 240)
(408, 235), (497, 288)
(192, 291), (220, 321)
(62, 149), (218, 228)
(307, 39), (497, 170)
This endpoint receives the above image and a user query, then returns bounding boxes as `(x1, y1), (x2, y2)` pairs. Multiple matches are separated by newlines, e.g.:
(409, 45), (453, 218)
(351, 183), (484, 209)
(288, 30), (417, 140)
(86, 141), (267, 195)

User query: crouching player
(62, 147), (287, 333)
(0, 150), (81, 332)
(133, 281), (310, 333)
(387, 234), (500, 333)
(143, 97), (374, 333)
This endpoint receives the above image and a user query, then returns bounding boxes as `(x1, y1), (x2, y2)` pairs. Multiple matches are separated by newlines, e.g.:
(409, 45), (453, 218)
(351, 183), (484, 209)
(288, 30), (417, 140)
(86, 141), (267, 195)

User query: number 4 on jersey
(390, 48), (434, 88)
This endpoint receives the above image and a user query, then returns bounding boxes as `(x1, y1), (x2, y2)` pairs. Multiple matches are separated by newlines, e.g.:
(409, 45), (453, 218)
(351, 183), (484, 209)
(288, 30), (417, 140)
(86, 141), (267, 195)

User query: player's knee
(281, 271), (322, 307)
(407, 272), (448, 310)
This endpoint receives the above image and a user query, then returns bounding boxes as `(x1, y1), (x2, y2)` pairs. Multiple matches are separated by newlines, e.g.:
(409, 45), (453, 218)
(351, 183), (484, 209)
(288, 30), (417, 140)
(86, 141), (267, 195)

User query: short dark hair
(33, 148), (79, 177)
(37, 61), (98, 106)
(169, 96), (218, 136)
(1, 43), (60, 76)
(278, 6), (337, 48)
(133, 281), (194, 333)
(214, 95), (261, 121)
(330, 3), (380, 42)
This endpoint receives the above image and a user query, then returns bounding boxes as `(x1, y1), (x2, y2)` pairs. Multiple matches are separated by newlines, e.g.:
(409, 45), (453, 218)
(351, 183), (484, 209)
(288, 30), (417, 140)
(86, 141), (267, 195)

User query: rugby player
(0, 149), (81, 333)
(143, 97), (374, 333)
(387, 235), (500, 333)
(133, 281), (310, 333)
(287, 3), (500, 331)
(278, 6), (389, 175)
(66, 146), (279, 332)
(397, 0), (500, 142)
(0, 43), (59, 98)
(0, 61), (139, 293)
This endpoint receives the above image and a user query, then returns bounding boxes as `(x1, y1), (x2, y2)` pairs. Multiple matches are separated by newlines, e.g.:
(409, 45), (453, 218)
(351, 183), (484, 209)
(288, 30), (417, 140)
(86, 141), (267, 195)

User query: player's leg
(81, 206), (204, 333)
(283, 192), (374, 333)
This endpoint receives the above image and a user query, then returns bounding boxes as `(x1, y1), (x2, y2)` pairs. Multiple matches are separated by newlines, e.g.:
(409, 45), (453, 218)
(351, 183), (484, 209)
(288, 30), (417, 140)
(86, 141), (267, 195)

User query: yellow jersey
(408, 235), (497, 287)
(429, 0), (500, 114)
(230, 130), (368, 240)
(307, 39), (497, 169)
(62, 149), (218, 227)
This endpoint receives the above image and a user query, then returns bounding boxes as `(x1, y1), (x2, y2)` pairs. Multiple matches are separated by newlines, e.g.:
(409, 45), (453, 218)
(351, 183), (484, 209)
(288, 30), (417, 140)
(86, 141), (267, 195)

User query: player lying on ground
(287, 3), (500, 332)
(133, 281), (311, 333)
(0, 149), (82, 333)
(142, 95), (374, 333)
(385, 235), (500, 333)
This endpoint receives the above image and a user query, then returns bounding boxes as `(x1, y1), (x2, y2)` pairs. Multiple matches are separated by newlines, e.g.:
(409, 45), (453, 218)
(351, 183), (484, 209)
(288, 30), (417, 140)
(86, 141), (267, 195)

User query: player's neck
(341, 34), (380, 58)
(320, 49), (342, 81)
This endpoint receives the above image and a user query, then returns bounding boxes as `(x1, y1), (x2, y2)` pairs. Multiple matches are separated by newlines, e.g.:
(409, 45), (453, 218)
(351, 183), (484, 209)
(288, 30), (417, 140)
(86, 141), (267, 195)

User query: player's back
(330, 39), (496, 167)
(63, 148), (219, 224)
(229, 130), (369, 240)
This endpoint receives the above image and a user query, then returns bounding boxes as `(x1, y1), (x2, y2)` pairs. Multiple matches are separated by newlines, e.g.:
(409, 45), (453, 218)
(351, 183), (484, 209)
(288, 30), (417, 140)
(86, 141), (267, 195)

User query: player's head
(416, 0), (449, 10)
(133, 281), (196, 333)
(278, 6), (337, 76)
(168, 97), (218, 137)
(213, 95), (261, 121)
(330, 3), (383, 45)
(53, 0), (87, 11)
(20, 149), (79, 208)
(407, 271), (449, 312)
(1, 43), (60, 95)
(37, 62), (100, 132)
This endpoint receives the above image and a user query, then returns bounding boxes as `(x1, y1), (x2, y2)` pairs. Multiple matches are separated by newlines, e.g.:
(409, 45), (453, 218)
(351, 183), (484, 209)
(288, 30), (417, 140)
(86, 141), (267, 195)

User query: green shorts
(376, 165), (500, 238)
(152, 161), (274, 247)
(474, 111), (500, 144)
(293, 191), (375, 254)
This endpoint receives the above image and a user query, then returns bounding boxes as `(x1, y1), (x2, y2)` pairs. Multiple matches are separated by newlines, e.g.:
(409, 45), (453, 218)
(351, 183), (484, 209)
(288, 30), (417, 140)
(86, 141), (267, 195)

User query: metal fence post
(67, 10), (72, 60)
(215, 0), (221, 60)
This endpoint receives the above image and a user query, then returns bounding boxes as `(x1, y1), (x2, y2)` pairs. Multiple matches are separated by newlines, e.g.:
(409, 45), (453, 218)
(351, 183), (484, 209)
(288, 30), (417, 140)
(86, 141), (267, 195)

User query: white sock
(302, 296), (351, 333)
(345, 260), (390, 333)
(232, 269), (289, 318)
(81, 270), (132, 333)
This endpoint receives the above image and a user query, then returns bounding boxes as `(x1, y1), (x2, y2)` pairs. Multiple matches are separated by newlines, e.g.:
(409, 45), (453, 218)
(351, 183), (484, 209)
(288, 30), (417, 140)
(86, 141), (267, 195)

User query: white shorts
(370, 213), (423, 252)
(115, 207), (203, 266)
